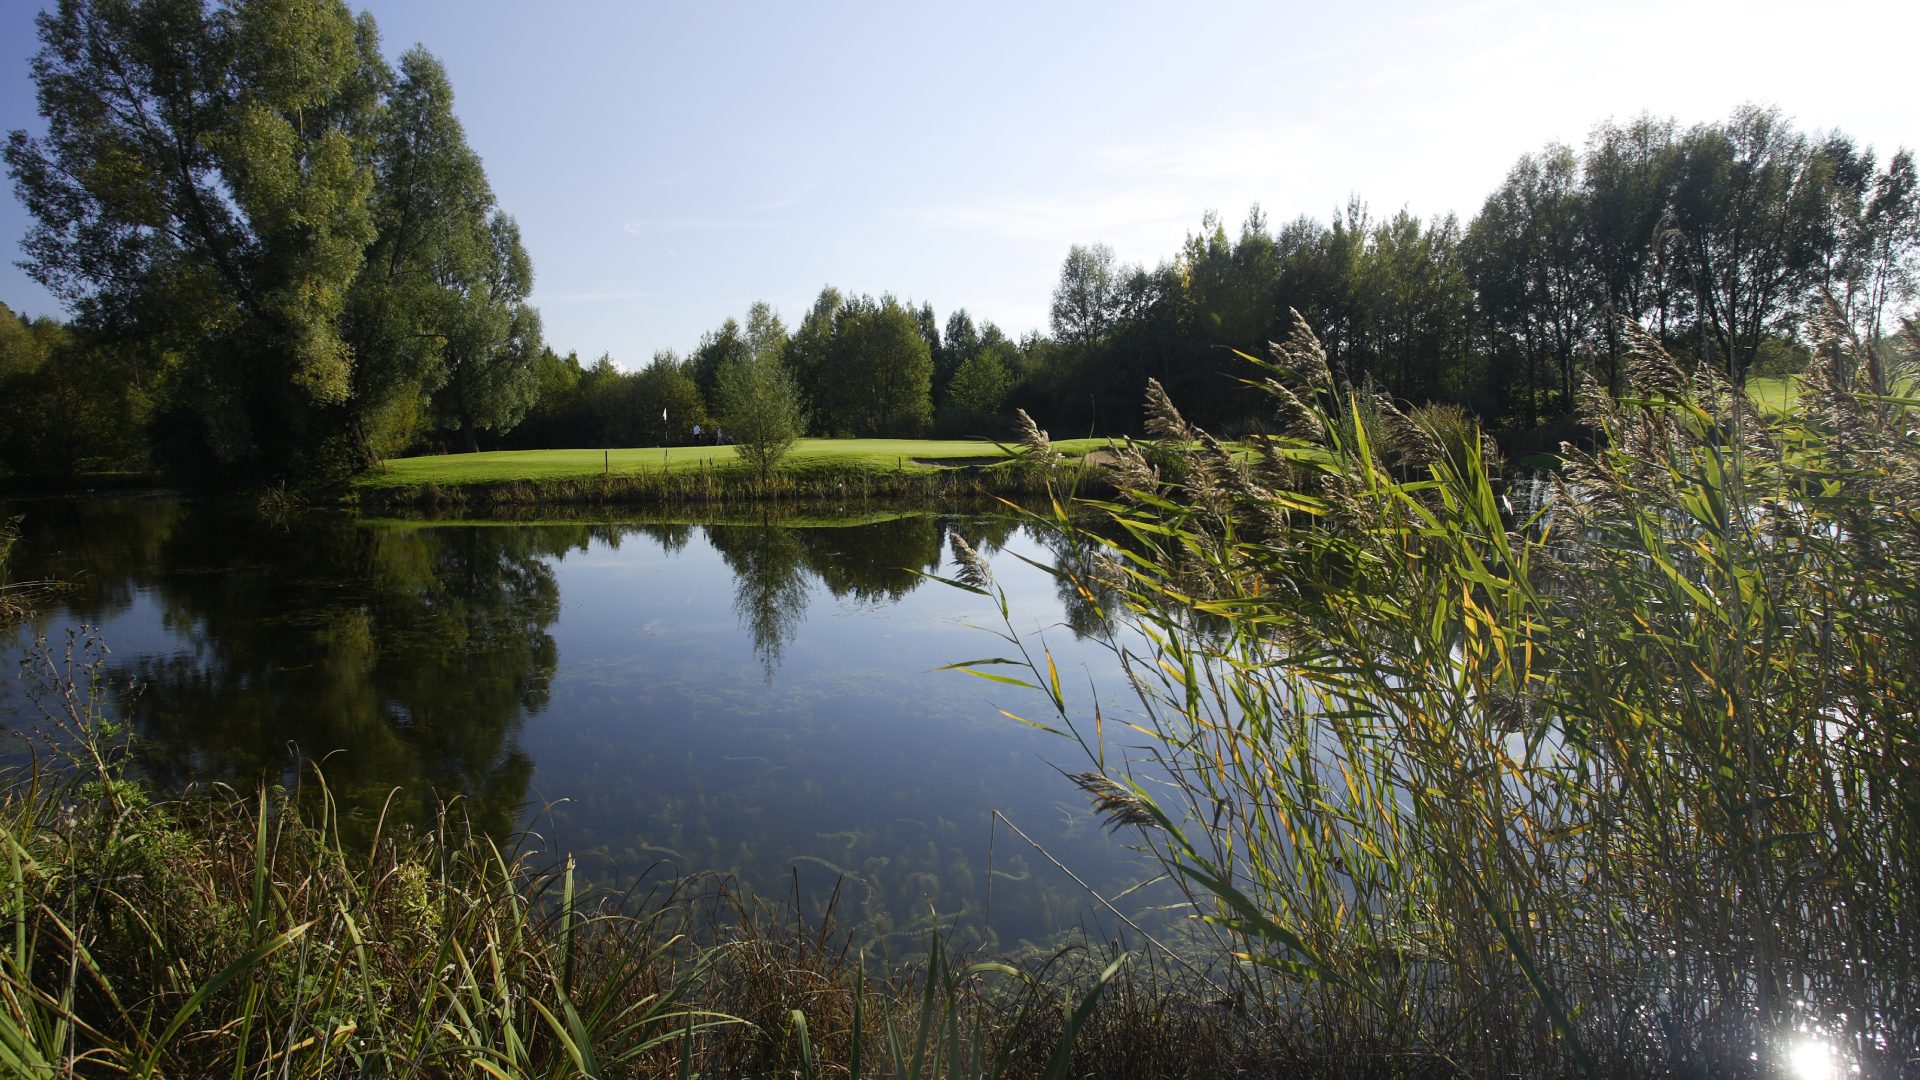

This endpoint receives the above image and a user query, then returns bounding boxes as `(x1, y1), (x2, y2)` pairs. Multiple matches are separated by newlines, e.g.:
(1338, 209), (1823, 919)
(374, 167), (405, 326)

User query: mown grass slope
(358, 438), (1109, 490)
(1743, 373), (1799, 411)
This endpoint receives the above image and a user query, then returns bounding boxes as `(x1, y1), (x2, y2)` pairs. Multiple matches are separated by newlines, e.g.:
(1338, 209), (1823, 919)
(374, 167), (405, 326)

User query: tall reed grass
(951, 308), (1920, 1077)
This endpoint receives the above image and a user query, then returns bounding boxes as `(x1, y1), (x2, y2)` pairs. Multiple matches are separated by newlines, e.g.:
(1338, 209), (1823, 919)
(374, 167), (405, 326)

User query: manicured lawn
(1744, 374), (1799, 412)
(360, 437), (1107, 489)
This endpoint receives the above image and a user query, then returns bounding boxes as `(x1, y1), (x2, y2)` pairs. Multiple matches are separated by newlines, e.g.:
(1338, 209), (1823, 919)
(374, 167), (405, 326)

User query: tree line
(5, 1), (1917, 483)
(492, 293), (1025, 453)
(498, 104), (1919, 466)
(1022, 107), (1917, 453)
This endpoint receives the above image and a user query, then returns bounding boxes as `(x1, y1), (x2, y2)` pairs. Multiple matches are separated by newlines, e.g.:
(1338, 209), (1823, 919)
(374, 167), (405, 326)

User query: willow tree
(6, 0), (539, 481)
(5, 0), (385, 481)
(432, 213), (542, 453)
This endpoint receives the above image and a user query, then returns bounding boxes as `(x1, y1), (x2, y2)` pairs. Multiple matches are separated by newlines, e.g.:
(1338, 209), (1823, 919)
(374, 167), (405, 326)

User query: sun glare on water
(1789, 1037), (1837, 1080)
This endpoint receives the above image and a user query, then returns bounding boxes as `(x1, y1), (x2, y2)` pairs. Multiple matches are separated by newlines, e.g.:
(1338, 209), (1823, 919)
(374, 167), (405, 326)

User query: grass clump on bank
(1, 516), (49, 624)
(952, 309), (1920, 1077)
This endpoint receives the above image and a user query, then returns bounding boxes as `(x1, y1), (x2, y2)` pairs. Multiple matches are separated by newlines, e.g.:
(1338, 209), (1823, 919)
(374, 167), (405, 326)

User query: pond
(1, 497), (1169, 956)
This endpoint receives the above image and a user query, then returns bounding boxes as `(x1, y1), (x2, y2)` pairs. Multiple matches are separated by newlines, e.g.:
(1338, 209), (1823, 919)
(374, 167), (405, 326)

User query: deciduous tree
(1050, 243), (1121, 346)
(717, 305), (802, 487)
(435, 214), (543, 451)
(6, 0), (385, 481)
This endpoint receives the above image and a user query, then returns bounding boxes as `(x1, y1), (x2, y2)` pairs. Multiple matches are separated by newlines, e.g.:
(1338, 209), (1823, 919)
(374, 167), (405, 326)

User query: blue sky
(3, 0), (1916, 367)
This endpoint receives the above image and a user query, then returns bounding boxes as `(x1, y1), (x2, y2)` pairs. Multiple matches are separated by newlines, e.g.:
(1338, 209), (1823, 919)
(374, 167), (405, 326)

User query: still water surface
(2, 497), (1163, 953)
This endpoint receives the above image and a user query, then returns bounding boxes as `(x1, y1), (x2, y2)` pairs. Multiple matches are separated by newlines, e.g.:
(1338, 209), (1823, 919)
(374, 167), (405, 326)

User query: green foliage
(945, 348), (1012, 418)
(634, 350), (709, 444)
(0, 305), (149, 477)
(506, 346), (587, 448)
(958, 312), (1920, 1075)
(691, 318), (748, 407)
(579, 353), (635, 446)
(786, 290), (935, 437)
(1013, 108), (1918, 450)
(934, 308), (979, 402)
(343, 44), (473, 459)
(786, 286), (844, 432)
(347, 46), (544, 457)
(717, 307), (804, 488)
(5, 0), (387, 483)
(5, 0), (538, 485)
(1049, 243), (1122, 347)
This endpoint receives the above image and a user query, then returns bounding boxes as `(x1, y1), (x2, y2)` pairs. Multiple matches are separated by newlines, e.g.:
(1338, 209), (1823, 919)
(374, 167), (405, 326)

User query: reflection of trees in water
(8, 503), (1109, 846)
(795, 516), (946, 603)
(705, 521), (808, 680)
(116, 512), (583, 837)
(1035, 525), (1123, 640)
(622, 521), (693, 554)
(962, 515), (1022, 556)
(1, 497), (186, 624)
(706, 516), (954, 678)
(702, 513), (1119, 674)
(956, 520), (1121, 641)
(8, 502), (1151, 946)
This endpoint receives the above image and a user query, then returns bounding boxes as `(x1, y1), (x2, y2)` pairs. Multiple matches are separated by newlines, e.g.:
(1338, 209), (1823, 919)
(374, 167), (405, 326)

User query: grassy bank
(351, 439), (1112, 513)
(1742, 372), (1798, 411)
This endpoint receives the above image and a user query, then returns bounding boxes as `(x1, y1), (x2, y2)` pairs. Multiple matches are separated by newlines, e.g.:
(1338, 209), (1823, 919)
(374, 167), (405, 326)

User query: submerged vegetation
(951, 309), (1920, 1075)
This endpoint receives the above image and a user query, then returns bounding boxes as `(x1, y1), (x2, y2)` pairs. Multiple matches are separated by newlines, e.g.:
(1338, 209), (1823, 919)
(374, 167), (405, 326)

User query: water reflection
(708, 515), (953, 678)
(1, 499), (1165, 949)
(1027, 527), (1123, 641)
(149, 512), (564, 835)
(708, 522), (810, 679)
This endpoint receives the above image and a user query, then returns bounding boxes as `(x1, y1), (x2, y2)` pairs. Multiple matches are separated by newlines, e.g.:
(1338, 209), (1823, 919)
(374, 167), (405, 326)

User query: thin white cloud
(540, 285), (667, 304)
(746, 192), (809, 214)
(621, 217), (763, 236)
(1093, 123), (1321, 188)
(621, 183), (815, 237)
(904, 122), (1343, 261)
(907, 189), (1192, 241)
